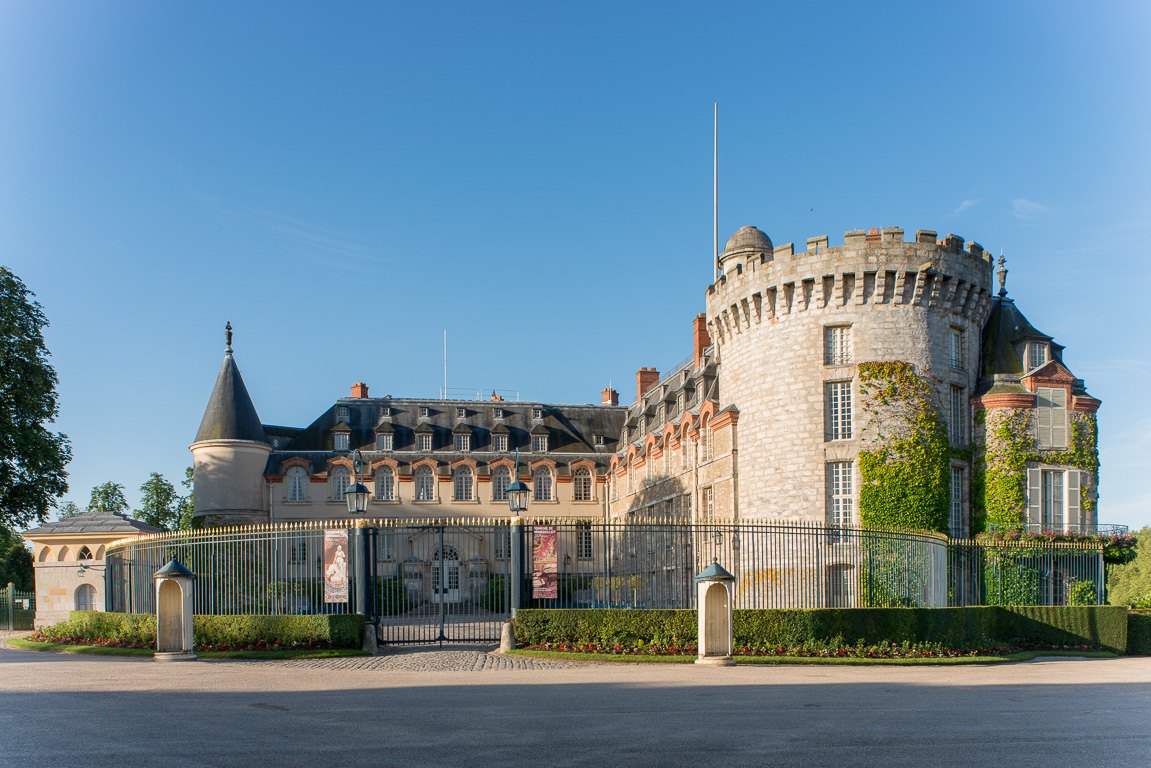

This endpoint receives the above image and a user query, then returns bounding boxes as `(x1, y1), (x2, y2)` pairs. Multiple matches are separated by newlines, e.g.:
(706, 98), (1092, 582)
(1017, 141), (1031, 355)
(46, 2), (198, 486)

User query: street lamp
(506, 449), (529, 514)
(345, 448), (371, 517)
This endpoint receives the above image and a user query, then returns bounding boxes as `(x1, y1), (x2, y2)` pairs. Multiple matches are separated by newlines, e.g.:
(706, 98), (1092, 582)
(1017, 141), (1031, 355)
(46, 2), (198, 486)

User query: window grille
(78, 546), (92, 560)
(949, 328), (964, 370)
(828, 461), (853, 527)
(702, 486), (714, 522)
(950, 467), (963, 537)
(337, 406), (349, 422)
(576, 522), (593, 559)
(419, 406), (429, 418)
(826, 382), (852, 440)
(824, 326), (852, 365)
(1029, 343), (1047, 370)
(1042, 469), (1064, 530)
(593, 434), (605, 446)
(826, 565), (852, 608)
(494, 529), (511, 561)
(533, 407), (544, 419)
(289, 536), (307, 563)
(456, 407), (466, 418)
(701, 421), (711, 461)
(75, 584), (96, 612)
(949, 386), (965, 445)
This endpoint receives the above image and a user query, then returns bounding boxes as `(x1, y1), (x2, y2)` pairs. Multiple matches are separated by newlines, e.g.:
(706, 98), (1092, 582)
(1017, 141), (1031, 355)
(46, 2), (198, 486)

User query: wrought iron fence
(988, 522), (1129, 537)
(1, 582), (35, 630)
(105, 519), (1106, 644)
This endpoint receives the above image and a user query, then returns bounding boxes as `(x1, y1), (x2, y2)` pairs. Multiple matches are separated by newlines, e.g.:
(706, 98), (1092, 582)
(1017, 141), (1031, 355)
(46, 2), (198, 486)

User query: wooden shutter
(1037, 388), (1053, 447)
(1066, 470), (1080, 532)
(1027, 467), (1041, 526)
(1049, 388), (1067, 448)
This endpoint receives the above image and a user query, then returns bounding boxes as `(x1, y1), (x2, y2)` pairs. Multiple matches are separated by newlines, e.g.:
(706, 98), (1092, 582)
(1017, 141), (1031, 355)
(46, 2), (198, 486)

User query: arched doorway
(432, 546), (461, 604)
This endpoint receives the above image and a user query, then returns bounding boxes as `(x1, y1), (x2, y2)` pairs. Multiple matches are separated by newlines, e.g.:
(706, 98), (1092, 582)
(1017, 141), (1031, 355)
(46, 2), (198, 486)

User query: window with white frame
(419, 406), (429, 418)
(286, 466), (308, 502)
(826, 381), (852, 440)
(664, 445), (672, 475)
(949, 386), (965, 445)
(700, 420), (712, 462)
(1036, 387), (1067, 449)
(494, 528), (511, 561)
(1028, 343), (1047, 370)
(573, 467), (593, 502)
(455, 434), (470, 452)
(646, 455), (654, 482)
(827, 461), (853, 527)
(1042, 469), (1064, 530)
(950, 467), (963, 537)
(289, 536), (307, 563)
(533, 466), (553, 502)
(333, 432), (349, 451)
(627, 464), (633, 494)
(456, 407), (466, 418)
(593, 434), (605, 446)
(533, 407), (544, 419)
(491, 465), (511, 502)
(702, 486), (714, 522)
(380, 533), (395, 561)
(949, 327), (964, 370)
(1027, 466), (1082, 533)
(826, 565), (852, 608)
(682, 436), (690, 467)
(381, 406), (390, 417)
(493, 434), (508, 452)
(532, 434), (548, 453)
(415, 466), (435, 501)
(417, 433), (433, 451)
(376, 467), (395, 501)
(75, 584), (96, 612)
(330, 466), (351, 501)
(453, 466), (474, 501)
(824, 325), (852, 365)
(576, 521), (593, 559)
(378, 434), (393, 451)
(337, 406), (349, 422)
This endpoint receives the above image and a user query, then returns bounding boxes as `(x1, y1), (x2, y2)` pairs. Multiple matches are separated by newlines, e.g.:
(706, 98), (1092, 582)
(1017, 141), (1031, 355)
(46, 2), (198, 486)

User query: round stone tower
(705, 227), (995, 522)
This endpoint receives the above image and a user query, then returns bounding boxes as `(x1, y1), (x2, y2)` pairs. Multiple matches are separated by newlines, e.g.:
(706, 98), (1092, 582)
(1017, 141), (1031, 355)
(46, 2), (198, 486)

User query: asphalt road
(2, 641), (1150, 768)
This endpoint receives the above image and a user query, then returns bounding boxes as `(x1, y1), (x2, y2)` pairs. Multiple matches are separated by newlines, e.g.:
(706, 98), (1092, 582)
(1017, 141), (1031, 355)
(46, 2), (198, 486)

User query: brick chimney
(350, 382), (369, 398)
(636, 367), (660, 403)
(693, 314), (711, 370)
(602, 387), (619, 406)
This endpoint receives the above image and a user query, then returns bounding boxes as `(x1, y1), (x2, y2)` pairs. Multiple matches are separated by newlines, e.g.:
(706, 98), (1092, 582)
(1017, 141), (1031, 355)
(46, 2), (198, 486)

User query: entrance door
(432, 546), (461, 604)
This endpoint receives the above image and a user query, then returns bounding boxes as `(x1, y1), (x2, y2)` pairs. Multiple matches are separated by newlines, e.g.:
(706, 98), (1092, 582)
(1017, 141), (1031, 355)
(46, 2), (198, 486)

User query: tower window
(949, 386), (965, 446)
(827, 461), (853, 527)
(826, 382), (852, 441)
(824, 326), (852, 365)
(1036, 387), (1067, 449)
(1029, 343), (1048, 370)
(949, 327), (964, 370)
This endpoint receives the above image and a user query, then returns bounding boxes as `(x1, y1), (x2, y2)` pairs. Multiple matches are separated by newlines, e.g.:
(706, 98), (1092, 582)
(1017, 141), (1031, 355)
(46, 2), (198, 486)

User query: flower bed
(976, 528), (1137, 565)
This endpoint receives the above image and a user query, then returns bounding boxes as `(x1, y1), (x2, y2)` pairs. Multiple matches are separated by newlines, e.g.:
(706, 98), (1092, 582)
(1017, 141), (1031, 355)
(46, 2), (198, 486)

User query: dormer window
(495, 409), (505, 420)
(333, 432), (349, 451)
(533, 407), (544, 419)
(337, 406), (349, 422)
(593, 434), (605, 446)
(381, 406), (391, 418)
(417, 433), (432, 451)
(456, 407), (466, 418)
(378, 434), (393, 451)
(419, 406), (430, 418)
(493, 434), (508, 452)
(455, 434), (470, 452)
(1029, 343), (1047, 370)
(532, 435), (548, 453)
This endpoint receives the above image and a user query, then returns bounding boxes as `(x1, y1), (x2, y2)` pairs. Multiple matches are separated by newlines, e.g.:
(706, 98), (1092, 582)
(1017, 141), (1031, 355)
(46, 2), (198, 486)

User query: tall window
(289, 536), (307, 563)
(494, 528), (511, 561)
(1029, 343), (1047, 370)
(573, 467), (593, 502)
(949, 327), (964, 370)
(828, 461), (853, 527)
(950, 467), (963, 537)
(825, 325), (852, 365)
(826, 565), (852, 608)
(1042, 469), (1064, 531)
(380, 533), (395, 561)
(949, 386), (965, 445)
(287, 466), (308, 502)
(415, 466), (435, 501)
(532, 435), (548, 453)
(493, 434), (508, 452)
(700, 419), (712, 462)
(333, 432), (349, 451)
(533, 466), (553, 502)
(376, 467), (395, 501)
(1036, 387), (1067, 449)
(455, 434), (470, 452)
(491, 466), (511, 501)
(453, 466), (474, 501)
(75, 584), (96, 612)
(646, 456), (655, 482)
(330, 466), (351, 501)
(337, 406), (349, 422)
(826, 382), (852, 440)
(664, 445), (672, 475)
(576, 521), (593, 560)
(417, 433), (433, 451)
(702, 486), (714, 522)
(378, 434), (393, 451)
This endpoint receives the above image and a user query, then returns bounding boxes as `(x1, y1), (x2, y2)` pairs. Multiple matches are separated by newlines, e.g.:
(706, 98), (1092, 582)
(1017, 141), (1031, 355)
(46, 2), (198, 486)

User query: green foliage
(481, 575), (507, 612)
(1127, 612), (1151, 655)
(88, 482), (129, 514)
(1068, 580), (1097, 606)
(0, 267), (71, 529)
(176, 467), (194, 530)
(56, 501), (81, 519)
(1107, 526), (1151, 606)
(857, 362), (951, 533)
(375, 578), (411, 616)
(514, 606), (1130, 653)
(136, 472), (181, 530)
(0, 525), (34, 591)
(50, 611), (364, 648)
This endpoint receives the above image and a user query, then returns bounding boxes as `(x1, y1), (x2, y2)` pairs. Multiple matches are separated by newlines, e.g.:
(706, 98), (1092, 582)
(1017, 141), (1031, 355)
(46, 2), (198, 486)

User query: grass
(6, 638), (367, 660)
(508, 648), (1119, 665)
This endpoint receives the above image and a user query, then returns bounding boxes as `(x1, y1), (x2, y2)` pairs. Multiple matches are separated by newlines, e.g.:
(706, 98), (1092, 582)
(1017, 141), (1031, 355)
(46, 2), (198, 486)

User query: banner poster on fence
(532, 525), (558, 599)
(323, 529), (349, 604)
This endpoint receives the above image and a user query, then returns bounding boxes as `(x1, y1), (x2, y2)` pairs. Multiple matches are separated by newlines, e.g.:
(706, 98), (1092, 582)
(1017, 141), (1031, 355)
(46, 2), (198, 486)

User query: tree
(0, 526), (33, 591)
(136, 473), (181, 530)
(0, 267), (71, 530)
(57, 501), (81, 519)
(88, 482), (128, 514)
(1108, 526), (1151, 607)
(176, 467), (194, 531)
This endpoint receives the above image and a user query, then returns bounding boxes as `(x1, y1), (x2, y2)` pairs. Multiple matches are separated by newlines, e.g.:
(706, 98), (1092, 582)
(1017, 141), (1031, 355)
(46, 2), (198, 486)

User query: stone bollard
(363, 623), (379, 655)
(498, 621), (516, 653)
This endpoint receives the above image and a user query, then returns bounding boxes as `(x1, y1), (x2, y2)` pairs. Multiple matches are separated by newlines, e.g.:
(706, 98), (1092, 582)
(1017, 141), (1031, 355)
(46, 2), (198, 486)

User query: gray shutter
(1036, 388), (1053, 448)
(1066, 470), (1080, 532)
(1026, 467), (1041, 527)
(1050, 388), (1067, 448)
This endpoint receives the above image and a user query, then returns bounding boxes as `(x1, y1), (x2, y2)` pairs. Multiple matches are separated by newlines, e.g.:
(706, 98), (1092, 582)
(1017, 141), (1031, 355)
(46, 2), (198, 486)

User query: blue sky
(2, 1), (1148, 528)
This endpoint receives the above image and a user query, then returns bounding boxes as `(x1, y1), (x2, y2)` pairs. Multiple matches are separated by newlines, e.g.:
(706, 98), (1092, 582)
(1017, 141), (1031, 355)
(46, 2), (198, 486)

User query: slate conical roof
(980, 296), (1052, 378)
(194, 353), (269, 445)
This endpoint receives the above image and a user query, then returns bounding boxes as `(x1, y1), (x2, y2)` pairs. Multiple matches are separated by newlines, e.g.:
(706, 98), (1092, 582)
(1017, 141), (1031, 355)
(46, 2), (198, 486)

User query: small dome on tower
(723, 226), (773, 256)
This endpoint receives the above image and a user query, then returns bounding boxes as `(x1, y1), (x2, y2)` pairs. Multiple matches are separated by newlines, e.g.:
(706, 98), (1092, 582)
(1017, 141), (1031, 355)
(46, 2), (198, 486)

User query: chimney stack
(350, 382), (369, 398)
(636, 367), (660, 403)
(602, 387), (619, 406)
(693, 314), (711, 370)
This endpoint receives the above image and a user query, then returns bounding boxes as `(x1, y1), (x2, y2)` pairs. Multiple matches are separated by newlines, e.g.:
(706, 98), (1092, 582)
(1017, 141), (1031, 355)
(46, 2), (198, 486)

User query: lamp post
(345, 448), (373, 628)
(345, 448), (371, 518)
(507, 449), (529, 616)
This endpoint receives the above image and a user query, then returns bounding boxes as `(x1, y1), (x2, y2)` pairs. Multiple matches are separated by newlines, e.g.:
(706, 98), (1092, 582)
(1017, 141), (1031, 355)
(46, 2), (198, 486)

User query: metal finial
(225, 321), (233, 354)
(996, 251), (1008, 297)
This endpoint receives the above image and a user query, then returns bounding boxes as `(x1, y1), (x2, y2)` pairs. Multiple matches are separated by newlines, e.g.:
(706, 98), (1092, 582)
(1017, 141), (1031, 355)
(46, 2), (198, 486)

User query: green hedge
(55, 611), (365, 649)
(1128, 612), (1151, 655)
(513, 606), (1129, 653)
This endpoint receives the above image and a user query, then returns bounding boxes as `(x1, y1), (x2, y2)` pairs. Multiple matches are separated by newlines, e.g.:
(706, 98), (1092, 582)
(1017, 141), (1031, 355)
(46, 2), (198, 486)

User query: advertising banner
(323, 529), (349, 604)
(532, 525), (558, 599)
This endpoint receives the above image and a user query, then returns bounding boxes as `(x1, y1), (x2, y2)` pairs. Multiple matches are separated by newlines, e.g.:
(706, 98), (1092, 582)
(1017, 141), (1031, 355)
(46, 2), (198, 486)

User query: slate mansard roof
(24, 509), (163, 536)
(194, 353), (269, 445)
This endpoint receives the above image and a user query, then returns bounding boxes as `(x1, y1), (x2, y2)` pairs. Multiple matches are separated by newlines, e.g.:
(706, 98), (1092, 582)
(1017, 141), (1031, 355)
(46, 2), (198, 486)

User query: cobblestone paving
(0, 630), (32, 647)
(248, 648), (586, 671)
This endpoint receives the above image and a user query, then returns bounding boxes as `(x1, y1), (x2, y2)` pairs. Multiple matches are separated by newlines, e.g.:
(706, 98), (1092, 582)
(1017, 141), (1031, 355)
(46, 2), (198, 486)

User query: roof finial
(996, 250), (1008, 297)
(225, 321), (233, 354)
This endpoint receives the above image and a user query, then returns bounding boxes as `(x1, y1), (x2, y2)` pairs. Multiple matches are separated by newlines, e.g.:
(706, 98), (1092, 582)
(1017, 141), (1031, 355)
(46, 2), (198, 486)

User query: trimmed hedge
(514, 606), (1129, 653)
(58, 611), (365, 649)
(1128, 612), (1151, 655)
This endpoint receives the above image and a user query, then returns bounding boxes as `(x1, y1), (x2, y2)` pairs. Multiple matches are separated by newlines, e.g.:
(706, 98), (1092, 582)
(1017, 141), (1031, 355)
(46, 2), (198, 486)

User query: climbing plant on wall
(857, 361), (950, 533)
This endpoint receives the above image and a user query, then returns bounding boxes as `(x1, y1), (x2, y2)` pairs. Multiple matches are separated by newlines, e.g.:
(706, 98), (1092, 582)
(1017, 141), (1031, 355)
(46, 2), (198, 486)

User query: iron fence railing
(105, 520), (1107, 643)
(1, 582), (35, 631)
(988, 522), (1129, 537)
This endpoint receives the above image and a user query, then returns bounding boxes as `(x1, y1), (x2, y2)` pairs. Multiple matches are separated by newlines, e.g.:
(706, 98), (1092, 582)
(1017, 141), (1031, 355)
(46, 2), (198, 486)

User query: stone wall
(32, 561), (104, 628)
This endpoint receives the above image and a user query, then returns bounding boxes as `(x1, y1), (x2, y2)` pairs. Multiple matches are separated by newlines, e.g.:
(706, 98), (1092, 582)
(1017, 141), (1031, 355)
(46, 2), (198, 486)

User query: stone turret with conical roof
(189, 323), (272, 527)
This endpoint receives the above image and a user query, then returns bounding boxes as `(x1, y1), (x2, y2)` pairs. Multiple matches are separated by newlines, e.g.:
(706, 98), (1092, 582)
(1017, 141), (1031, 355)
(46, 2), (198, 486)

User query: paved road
(2, 639), (1150, 767)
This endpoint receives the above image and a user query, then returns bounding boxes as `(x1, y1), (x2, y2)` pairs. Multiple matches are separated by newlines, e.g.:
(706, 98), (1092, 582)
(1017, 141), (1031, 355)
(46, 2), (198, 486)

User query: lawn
(507, 649), (1118, 665)
(6, 638), (367, 660)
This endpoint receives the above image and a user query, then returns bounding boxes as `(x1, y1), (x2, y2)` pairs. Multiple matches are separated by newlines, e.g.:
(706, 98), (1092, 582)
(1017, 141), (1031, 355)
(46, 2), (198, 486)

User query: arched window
(375, 467), (395, 501)
(491, 465), (511, 502)
(574, 467), (593, 502)
(533, 466), (553, 502)
(75, 584), (96, 611)
(453, 466), (474, 501)
(286, 466), (308, 502)
(77, 546), (93, 560)
(330, 466), (351, 501)
(415, 466), (435, 501)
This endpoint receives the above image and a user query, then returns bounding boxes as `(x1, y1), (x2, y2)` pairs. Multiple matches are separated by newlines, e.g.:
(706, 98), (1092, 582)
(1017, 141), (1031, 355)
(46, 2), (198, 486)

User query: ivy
(857, 362), (951, 533)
